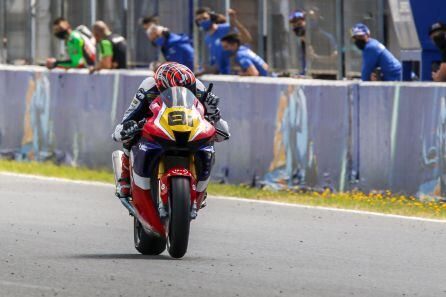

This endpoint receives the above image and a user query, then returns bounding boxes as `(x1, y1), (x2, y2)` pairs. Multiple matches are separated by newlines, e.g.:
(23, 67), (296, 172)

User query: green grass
(0, 160), (114, 183)
(1, 159), (445, 220)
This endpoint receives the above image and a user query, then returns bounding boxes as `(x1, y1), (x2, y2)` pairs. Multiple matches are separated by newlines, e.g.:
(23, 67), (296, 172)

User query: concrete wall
(1, 66), (446, 197)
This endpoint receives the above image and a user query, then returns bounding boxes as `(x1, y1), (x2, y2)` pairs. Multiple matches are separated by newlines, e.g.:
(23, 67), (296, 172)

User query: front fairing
(142, 87), (215, 149)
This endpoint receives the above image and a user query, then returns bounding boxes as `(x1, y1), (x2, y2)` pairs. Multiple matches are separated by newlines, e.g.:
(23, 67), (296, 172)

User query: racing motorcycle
(112, 86), (216, 258)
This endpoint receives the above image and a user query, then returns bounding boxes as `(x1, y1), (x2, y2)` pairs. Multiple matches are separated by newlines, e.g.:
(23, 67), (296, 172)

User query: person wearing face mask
(305, 7), (338, 79)
(46, 18), (96, 69)
(289, 10), (307, 75)
(351, 23), (401, 81)
(289, 9), (338, 78)
(220, 33), (268, 76)
(429, 22), (446, 82)
(194, 7), (252, 76)
(145, 23), (194, 71)
(89, 21), (127, 74)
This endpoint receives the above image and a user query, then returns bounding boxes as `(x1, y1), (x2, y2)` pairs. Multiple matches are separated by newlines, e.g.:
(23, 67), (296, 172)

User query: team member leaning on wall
(220, 33), (269, 76)
(429, 22), (446, 82)
(351, 23), (402, 82)
(46, 18), (96, 70)
(144, 22), (195, 71)
(89, 21), (127, 73)
(194, 7), (252, 76)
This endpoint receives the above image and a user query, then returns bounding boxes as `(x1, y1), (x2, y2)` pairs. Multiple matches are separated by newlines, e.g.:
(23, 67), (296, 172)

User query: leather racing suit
(113, 76), (229, 199)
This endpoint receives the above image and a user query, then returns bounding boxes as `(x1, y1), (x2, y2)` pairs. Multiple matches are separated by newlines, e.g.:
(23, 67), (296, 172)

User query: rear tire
(167, 177), (191, 258)
(134, 218), (166, 255)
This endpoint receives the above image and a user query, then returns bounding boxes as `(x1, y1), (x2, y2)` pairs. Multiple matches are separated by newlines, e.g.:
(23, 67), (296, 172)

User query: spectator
(46, 17), (96, 69)
(145, 23), (194, 70)
(351, 23), (402, 81)
(288, 10), (307, 75)
(194, 7), (252, 75)
(289, 8), (337, 77)
(306, 7), (338, 78)
(140, 15), (160, 30)
(221, 34), (269, 76)
(90, 21), (127, 73)
(429, 22), (446, 82)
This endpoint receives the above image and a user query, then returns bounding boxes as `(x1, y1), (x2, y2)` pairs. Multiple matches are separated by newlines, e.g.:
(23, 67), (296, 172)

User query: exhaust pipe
(112, 151), (135, 215)
(112, 150), (124, 184)
(112, 150), (162, 237)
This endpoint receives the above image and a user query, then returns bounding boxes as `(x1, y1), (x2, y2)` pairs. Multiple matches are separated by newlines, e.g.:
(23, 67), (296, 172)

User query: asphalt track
(0, 173), (446, 297)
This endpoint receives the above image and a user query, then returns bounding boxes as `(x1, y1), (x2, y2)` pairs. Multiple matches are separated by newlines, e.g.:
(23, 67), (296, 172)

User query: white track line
(0, 280), (58, 291)
(1, 171), (445, 224)
(214, 196), (446, 224)
(0, 172), (113, 187)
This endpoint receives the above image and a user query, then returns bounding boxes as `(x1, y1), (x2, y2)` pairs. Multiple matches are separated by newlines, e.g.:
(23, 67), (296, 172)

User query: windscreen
(160, 87), (196, 109)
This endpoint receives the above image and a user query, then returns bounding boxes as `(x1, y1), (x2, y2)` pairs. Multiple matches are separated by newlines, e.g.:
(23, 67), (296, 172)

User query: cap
(289, 10), (305, 22)
(351, 23), (370, 37)
(429, 21), (446, 35)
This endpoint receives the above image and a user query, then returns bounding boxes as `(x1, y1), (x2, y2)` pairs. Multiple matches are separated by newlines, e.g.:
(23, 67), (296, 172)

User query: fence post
(29, 0), (36, 64)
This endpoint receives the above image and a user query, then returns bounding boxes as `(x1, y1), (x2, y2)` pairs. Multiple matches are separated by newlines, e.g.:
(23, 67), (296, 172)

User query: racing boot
(116, 154), (131, 198)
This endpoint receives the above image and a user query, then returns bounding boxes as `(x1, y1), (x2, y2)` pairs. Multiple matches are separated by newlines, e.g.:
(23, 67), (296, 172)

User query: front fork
(158, 167), (199, 221)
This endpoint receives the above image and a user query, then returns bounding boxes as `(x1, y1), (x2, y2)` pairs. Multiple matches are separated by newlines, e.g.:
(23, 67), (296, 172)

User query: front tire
(167, 177), (191, 258)
(134, 218), (166, 255)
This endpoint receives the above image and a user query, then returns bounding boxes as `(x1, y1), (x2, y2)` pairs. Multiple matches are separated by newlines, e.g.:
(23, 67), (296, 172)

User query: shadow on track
(70, 254), (173, 260)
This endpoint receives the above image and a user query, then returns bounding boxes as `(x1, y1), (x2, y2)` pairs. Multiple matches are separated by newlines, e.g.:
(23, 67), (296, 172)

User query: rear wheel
(134, 218), (166, 255)
(167, 177), (191, 258)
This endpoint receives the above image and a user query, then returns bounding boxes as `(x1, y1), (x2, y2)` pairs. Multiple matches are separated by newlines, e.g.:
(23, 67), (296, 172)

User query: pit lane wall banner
(0, 66), (444, 198)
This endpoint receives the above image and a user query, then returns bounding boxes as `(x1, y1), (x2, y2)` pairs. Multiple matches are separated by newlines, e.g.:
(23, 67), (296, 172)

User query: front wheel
(134, 218), (166, 255)
(167, 177), (191, 258)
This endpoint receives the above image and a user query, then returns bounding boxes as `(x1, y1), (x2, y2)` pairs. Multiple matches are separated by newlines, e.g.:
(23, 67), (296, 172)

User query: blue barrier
(200, 76), (359, 192)
(1, 66), (446, 197)
(359, 82), (446, 198)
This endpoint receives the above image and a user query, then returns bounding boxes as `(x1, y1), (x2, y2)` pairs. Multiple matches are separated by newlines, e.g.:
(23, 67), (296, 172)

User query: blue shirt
(361, 38), (402, 81)
(204, 23), (232, 74)
(235, 45), (268, 76)
(161, 33), (194, 70)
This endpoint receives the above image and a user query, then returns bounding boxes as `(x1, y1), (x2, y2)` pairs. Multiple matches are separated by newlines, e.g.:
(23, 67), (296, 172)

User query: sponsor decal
(135, 88), (146, 100)
(123, 98), (141, 119)
(138, 142), (148, 152)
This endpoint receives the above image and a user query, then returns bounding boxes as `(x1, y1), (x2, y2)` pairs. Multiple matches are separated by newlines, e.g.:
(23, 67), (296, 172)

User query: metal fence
(0, 0), (394, 78)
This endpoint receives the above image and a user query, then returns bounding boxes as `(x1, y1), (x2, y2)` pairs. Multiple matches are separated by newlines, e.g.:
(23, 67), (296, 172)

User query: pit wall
(0, 66), (445, 197)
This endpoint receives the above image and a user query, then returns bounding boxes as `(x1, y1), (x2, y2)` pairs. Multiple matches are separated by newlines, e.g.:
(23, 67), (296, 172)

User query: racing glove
(203, 92), (221, 123)
(112, 120), (139, 142)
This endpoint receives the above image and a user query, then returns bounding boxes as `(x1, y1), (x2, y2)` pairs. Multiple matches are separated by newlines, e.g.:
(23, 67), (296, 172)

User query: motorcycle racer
(112, 62), (229, 199)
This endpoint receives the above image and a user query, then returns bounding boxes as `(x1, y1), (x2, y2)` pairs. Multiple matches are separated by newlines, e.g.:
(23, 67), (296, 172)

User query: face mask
(152, 35), (165, 47)
(354, 39), (367, 50)
(433, 33), (446, 51)
(293, 27), (305, 37)
(54, 30), (69, 40)
(223, 49), (236, 56)
(198, 19), (212, 31)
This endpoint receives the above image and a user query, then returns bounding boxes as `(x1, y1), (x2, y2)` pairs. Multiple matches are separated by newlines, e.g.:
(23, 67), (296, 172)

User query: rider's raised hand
(204, 92), (220, 115)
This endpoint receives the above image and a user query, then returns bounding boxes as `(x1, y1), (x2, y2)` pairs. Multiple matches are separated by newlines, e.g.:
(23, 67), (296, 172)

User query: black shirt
(106, 33), (127, 69)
